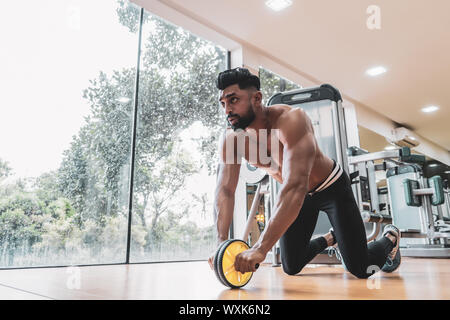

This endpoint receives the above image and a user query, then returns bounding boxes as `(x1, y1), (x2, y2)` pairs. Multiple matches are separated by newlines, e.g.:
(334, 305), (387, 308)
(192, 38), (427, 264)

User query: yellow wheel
(217, 239), (254, 289)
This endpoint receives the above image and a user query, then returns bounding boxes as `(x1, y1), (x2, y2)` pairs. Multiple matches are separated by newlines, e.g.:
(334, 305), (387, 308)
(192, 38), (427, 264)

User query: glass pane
(259, 67), (301, 105)
(130, 11), (228, 262)
(0, 0), (140, 267)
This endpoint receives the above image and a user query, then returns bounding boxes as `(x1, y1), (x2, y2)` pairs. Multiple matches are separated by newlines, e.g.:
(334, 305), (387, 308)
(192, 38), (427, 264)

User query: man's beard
(227, 105), (256, 131)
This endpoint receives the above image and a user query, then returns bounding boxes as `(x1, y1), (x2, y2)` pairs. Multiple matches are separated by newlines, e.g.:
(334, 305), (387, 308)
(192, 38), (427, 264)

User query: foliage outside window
(259, 67), (301, 106)
(0, 0), (227, 267)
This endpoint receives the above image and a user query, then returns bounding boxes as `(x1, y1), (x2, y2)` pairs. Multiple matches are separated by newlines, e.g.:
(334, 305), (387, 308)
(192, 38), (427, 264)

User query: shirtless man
(208, 67), (401, 279)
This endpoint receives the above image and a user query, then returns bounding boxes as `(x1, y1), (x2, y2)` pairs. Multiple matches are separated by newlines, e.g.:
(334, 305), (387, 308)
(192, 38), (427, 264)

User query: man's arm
(214, 161), (241, 244)
(250, 109), (316, 255)
(208, 130), (241, 270)
(213, 130), (242, 244)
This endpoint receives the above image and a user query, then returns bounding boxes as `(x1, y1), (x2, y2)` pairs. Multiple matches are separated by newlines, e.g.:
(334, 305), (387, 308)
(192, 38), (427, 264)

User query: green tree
(59, 4), (226, 231)
(33, 171), (61, 207)
(0, 206), (41, 265)
(259, 68), (301, 105)
(0, 158), (12, 181)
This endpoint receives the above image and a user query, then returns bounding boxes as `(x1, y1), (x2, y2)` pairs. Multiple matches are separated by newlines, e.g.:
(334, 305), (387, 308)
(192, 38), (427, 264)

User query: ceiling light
(421, 105), (439, 113)
(366, 66), (387, 77)
(265, 0), (292, 12)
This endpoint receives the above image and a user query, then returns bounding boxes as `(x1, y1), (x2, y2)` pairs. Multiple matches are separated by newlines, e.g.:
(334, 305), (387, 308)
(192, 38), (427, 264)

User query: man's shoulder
(273, 105), (307, 128)
(273, 106), (311, 146)
(268, 103), (294, 116)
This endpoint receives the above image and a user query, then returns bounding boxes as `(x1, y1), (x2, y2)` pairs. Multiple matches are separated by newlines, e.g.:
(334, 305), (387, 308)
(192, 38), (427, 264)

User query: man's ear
(253, 91), (262, 104)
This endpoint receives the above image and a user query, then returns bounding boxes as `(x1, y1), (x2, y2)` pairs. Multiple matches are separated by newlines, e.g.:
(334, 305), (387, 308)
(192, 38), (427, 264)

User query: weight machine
(348, 146), (450, 258)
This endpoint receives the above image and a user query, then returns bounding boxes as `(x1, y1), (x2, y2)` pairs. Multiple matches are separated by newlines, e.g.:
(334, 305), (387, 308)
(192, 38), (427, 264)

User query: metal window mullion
(125, 7), (145, 264)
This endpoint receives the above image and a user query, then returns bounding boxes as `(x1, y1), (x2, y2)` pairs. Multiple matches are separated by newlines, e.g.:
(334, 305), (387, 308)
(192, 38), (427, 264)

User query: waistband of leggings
(308, 160), (343, 195)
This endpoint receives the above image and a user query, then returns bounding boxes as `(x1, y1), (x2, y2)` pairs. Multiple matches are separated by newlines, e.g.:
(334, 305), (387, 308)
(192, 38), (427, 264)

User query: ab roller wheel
(213, 239), (259, 289)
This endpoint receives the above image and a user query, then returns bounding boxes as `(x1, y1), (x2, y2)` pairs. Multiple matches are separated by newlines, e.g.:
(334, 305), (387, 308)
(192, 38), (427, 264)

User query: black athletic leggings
(279, 170), (394, 279)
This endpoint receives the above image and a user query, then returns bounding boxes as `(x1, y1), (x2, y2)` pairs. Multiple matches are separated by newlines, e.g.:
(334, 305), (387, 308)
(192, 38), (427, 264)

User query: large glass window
(129, 9), (228, 262)
(0, 0), (228, 268)
(0, 0), (139, 267)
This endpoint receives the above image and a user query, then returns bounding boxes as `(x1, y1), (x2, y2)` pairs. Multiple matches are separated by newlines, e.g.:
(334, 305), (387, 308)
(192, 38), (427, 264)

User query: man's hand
(208, 240), (227, 270)
(234, 247), (266, 273)
(208, 251), (216, 270)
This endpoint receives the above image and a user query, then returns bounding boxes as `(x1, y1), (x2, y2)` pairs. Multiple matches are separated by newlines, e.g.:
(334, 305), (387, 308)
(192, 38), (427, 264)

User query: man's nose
(225, 104), (233, 115)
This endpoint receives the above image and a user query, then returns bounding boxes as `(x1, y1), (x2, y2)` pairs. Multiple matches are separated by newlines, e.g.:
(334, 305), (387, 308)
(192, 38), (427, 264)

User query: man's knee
(345, 263), (372, 279)
(349, 270), (370, 279)
(282, 262), (306, 276)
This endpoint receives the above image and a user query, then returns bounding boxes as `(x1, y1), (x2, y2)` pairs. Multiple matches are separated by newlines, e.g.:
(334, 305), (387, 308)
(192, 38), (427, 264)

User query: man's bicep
(216, 128), (243, 193)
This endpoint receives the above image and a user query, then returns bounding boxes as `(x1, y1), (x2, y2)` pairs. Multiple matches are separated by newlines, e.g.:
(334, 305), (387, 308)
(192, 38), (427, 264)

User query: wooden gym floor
(0, 257), (448, 300)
